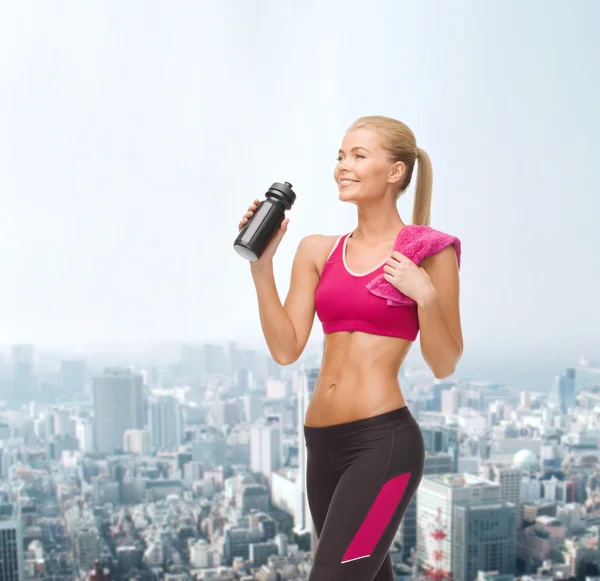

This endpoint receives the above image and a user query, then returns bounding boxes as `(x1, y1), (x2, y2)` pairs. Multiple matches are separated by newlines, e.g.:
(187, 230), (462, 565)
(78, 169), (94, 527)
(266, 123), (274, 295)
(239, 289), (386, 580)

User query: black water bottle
(234, 181), (296, 262)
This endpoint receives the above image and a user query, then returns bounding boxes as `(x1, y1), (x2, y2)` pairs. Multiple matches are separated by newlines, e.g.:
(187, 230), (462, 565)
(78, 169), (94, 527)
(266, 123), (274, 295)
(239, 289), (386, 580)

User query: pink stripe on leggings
(341, 472), (411, 563)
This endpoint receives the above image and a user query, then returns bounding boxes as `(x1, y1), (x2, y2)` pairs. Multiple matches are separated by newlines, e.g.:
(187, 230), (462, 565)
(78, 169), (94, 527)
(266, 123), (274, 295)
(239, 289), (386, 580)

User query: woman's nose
(337, 159), (351, 172)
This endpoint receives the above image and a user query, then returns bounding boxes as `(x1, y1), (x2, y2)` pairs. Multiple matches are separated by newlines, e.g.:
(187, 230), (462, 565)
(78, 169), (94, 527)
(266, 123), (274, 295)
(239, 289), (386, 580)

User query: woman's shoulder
(297, 233), (345, 269)
(298, 233), (344, 253)
(401, 224), (459, 239)
(398, 225), (461, 268)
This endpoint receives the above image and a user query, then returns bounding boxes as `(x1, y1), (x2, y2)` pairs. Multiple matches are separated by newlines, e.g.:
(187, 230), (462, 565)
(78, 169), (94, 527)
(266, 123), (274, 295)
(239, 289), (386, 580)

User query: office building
(421, 423), (459, 471)
(123, 429), (150, 456)
(250, 415), (282, 479)
(556, 368), (576, 414)
(148, 395), (182, 452)
(453, 502), (518, 581)
(11, 344), (35, 403)
(93, 368), (144, 454)
(417, 474), (499, 573)
(294, 368), (318, 543)
(0, 502), (25, 581)
(397, 452), (454, 561)
(479, 463), (521, 507)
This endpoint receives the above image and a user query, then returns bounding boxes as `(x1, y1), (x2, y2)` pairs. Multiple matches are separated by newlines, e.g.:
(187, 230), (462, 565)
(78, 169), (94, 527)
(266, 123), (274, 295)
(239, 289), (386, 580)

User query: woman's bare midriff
(304, 330), (413, 427)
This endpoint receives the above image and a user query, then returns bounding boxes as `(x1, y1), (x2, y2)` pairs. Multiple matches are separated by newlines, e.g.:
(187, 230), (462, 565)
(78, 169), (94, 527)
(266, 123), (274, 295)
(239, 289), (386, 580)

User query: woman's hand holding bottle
(238, 199), (289, 268)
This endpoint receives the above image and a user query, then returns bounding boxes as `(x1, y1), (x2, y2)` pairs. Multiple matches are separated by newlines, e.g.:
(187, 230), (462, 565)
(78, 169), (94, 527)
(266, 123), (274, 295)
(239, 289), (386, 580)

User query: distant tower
(11, 344), (35, 403)
(552, 367), (576, 414)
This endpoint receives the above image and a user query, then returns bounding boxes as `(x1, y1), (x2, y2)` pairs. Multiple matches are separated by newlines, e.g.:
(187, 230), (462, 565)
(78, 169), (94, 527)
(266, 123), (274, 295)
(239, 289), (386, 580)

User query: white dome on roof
(512, 449), (539, 472)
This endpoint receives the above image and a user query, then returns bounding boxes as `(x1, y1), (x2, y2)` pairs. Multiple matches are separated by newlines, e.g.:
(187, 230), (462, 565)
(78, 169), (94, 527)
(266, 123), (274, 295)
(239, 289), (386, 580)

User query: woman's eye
(336, 156), (343, 161)
(356, 154), (364, 159)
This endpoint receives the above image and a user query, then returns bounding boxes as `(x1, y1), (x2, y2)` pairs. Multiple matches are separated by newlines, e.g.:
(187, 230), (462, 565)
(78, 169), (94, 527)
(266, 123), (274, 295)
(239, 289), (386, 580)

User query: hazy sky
(1, 1), (599, 365)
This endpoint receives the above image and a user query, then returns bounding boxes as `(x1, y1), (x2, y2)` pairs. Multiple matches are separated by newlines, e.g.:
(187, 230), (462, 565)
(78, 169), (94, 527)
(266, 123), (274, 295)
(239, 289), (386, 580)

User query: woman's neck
(352, 201), (405, 243)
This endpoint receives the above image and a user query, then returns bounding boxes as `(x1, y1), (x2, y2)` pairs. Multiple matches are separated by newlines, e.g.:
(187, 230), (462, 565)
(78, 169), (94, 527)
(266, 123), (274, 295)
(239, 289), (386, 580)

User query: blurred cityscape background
(1, 343), (600, 580)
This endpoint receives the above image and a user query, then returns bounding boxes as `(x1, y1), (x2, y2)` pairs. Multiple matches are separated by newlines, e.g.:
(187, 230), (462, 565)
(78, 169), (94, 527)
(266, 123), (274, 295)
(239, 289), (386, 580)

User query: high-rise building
(243, 394), (263, 423)
(74, 527), (100, 572)
(0, 502), (25, 581)
(266, 379), (287, 400)
(441, 387), (463, 415)
(11, 344), (35, 403)
(212, 400), (242, 427)
(418, 474), (499, 572)
(123, 429), (150, 455)
(51, 408), (76, 438)
(417, 473), (517, 581)
(294, 368), (318, 540)
(228, 341), (241, 371)
(191, 428), (227, 469)
(76, 417), (95, 454)
(421, 423), (459, 471)
(556, 368), (576, 414)
(93, 368), (145, 454)
(148, 395), (182, 452)
(397, 452), (454, 561)
(479, 463), (521, 507)
(236, 368), (251, 394)
(250, 415), (282, 479)
(452, 503), (518, 581)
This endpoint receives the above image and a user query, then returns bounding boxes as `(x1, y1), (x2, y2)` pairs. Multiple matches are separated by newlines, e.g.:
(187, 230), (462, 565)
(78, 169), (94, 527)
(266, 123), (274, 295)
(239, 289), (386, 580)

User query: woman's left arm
(417, 246), (463, 378)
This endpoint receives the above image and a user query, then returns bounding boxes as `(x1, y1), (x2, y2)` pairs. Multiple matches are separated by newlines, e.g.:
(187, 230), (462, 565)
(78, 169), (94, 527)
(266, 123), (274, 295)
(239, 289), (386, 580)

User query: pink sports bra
(314, 225), (461, 341)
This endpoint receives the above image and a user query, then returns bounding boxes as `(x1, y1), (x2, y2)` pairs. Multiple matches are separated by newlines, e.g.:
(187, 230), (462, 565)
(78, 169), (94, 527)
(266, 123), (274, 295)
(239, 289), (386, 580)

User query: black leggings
(304, 406), (425, 581)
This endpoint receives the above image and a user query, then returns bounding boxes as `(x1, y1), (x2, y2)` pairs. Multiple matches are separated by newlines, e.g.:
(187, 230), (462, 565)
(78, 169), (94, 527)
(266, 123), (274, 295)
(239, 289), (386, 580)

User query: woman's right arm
(250, 235), (324, 365)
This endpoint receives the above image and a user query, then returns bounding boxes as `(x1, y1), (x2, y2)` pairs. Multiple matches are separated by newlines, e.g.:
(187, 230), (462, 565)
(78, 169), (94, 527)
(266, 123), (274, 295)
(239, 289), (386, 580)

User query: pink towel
(366, 225), (461, 306)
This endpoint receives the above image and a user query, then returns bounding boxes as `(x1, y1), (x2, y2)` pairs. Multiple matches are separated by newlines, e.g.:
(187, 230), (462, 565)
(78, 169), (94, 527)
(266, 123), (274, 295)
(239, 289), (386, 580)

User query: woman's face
(334, 127), (403, 204)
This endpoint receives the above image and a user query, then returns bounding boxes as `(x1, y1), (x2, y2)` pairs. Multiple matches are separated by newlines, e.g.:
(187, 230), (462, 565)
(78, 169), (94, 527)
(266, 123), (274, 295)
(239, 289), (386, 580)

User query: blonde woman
(238, 116), (463, 581)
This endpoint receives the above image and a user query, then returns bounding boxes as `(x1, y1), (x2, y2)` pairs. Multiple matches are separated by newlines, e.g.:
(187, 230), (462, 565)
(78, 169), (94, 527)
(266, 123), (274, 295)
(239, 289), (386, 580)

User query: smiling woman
(237, 115), (462, 581)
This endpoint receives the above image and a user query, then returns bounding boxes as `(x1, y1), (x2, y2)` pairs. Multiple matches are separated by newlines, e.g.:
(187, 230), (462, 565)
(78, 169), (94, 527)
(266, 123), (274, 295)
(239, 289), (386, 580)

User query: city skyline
(1, 354), (597, 579)
(1, 1), (599, 363)
(0, 337), (596, 397)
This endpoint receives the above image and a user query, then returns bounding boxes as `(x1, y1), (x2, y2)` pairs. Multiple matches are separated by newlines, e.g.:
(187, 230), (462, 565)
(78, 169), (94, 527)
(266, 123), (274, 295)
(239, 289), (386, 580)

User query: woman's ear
(389, 161), (406, 185)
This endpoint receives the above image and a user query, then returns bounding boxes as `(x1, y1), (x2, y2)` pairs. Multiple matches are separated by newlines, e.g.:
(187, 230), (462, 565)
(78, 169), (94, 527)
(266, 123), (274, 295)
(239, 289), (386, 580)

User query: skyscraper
(417, 473), (517, 581)
(294, 368), (318, 539)
(421, 423), (459, 471)
(557, 368), (576, 414)
(148, 395), (182, 452)
(397, 452), (454, 561)
(11, 344), (35, 403)
(479, 463), (521, 507)
(0, 502), (25, 581)
(452, 503), (518, 581)
(93, 368), (145, 454)
(250, 415), (282, 479)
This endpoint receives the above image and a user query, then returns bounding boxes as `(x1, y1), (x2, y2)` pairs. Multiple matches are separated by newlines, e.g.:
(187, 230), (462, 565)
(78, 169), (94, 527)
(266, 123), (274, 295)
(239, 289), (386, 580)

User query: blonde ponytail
(412, 147), (432, 226)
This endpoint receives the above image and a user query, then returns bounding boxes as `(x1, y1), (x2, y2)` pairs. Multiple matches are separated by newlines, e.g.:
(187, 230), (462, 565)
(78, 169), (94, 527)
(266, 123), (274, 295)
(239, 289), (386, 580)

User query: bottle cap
(268, 182), (296, 210)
